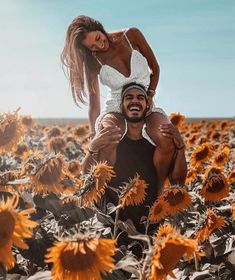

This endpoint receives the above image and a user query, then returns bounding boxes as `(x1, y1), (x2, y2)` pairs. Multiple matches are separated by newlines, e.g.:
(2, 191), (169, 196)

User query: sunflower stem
(0, 262), (6, 280)
(145, 215), (150, 235)
(113, 205), (121, 239)
(194, 252), (199, 271)
(141, 238), (153, 279)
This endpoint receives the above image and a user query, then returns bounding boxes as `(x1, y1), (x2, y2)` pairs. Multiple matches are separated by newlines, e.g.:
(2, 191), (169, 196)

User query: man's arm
(81, 126), (121, 174)
(159, 123), (187, 186)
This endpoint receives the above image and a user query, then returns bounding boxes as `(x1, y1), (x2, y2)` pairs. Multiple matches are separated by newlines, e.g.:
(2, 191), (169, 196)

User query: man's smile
(127, 104), (142, 112)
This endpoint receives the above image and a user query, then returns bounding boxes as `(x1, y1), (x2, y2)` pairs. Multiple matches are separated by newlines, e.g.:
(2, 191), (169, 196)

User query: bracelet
(176, 144), (185, 150)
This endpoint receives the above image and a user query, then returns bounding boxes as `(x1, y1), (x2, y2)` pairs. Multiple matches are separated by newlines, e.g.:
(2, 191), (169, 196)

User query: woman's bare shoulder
(125, 27), (144, 39)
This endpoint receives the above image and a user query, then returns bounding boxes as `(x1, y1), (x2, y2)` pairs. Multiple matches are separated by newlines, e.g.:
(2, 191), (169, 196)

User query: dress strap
(93, 52), (103, 66)
(123, 30), (133, 50)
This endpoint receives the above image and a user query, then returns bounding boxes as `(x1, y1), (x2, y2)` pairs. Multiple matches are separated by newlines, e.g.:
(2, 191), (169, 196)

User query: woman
(61, 15), (176, 188)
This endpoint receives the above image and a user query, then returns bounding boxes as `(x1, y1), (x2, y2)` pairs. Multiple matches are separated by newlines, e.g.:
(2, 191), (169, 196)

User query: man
(82, 83), (187, 233)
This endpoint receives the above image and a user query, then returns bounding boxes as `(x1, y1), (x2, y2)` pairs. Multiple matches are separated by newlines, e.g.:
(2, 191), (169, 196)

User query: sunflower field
(0, 110), (235, 280)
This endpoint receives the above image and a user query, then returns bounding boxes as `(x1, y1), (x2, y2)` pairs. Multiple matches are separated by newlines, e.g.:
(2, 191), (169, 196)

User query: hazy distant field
(37, 117), (234, 127)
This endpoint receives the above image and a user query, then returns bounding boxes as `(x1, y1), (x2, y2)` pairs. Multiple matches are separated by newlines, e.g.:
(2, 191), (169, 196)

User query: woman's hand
(146, 96), (153, 116)
(159, 123), (185, 149)
(89, 126), (122, 152)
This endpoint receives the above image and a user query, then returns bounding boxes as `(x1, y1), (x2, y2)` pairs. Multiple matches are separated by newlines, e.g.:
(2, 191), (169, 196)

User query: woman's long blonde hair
(61, 15), (109, 106)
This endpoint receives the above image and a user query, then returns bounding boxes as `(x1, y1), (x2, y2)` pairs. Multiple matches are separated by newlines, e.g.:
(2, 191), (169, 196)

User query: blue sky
(0, 0), (234, 118)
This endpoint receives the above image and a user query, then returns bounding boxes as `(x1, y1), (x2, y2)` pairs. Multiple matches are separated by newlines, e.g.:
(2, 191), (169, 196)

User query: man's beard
(122, 105), (148, 123)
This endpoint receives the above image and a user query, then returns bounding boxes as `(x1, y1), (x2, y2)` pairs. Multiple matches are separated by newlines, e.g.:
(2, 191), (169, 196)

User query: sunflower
(149, 198), (169, 222)
(191, 143), (213, 167)
(62, 196), (81, 206)
(0, 111), (24, 153)
(198, 136), (208, 145)
(169, 112), (185, 129)
(227, 171), (235, 183)
(210, 131), (221, 141)
(219, 120), (229, 130)
(150, 227), (203, 280)
(195, 209), (226, 242)
(14, 142), (29, 157)
(187, 133), (199, 146)
(218, 144), (230, 155)
(119, 173), (148, 208)
(204, 166), (223, 180)
(232, 201), (235, 220)
(82, 162), (115, 206)
(0, 194), (37, 270)
(30, 155), (65, 194)
(45, 236), (116, 280)
(48, 136), (67, 153)
(73, 125), (89, 140)
(21, 115), (35, 129)
(185, 168), (198, 185)
(154, 224), (176, 240)
(160, 187), (192, 216)
(66, 160), (81, 177)
(48, 126), (62, 138)
(200, 174), (230, 202)
(0, 170), (19, 192)
(212, 151), (229, 167)
(20, 151), (43, 176)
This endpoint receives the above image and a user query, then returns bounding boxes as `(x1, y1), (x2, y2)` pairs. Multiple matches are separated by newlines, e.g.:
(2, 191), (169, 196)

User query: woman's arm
(168, 149), (187, 186)
(88, 72), (100, 137)
(159, 123), (187, 185)
(127, 27), (160, 96)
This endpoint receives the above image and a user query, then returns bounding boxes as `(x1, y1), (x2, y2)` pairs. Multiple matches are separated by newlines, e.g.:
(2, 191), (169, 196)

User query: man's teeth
(129, 106), (140, 111)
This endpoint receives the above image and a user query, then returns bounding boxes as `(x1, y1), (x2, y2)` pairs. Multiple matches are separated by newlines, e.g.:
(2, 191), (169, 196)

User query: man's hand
(159, 123), (185, 149)
(89, 126), (122, 152)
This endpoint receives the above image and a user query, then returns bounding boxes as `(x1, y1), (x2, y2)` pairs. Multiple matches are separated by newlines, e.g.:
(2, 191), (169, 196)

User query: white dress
(95, 31), (170, 145)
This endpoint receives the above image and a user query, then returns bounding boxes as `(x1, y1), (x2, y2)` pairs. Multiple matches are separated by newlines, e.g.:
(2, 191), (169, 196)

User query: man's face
(121, 88), (148, 123)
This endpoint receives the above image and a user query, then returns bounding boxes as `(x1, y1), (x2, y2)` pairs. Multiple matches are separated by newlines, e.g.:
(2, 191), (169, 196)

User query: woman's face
(81, 31), (109, 52)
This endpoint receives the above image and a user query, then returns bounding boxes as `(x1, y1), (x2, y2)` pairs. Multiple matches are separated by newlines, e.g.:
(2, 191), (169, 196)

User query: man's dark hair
(121, 83), (148, 103)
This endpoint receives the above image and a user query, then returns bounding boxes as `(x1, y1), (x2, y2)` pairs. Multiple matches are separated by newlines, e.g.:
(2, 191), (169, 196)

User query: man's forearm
(81, 151), (99, 174)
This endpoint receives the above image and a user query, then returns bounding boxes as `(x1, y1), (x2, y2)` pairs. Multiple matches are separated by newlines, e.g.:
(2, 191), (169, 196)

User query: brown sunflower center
(0, 211), (15, 247)
(15, 144), (28, 155)
(68, 162), (80, 174)
(37, 159), (62, 185)
(171, 116), (181, 126)
(207, 177), (225, 193)
(61, 242), (97, 271)
(215, 154), (226, 163)
(165, 191), (184, 206)
(195, 147), (209, 161)
(0, 121), (17, 146)
(158, 242), (186, 271)
(153, 204), (163, 215)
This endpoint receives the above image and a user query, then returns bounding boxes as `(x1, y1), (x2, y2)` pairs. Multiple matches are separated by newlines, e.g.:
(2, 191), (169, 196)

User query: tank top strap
(123, 29), (133, 50)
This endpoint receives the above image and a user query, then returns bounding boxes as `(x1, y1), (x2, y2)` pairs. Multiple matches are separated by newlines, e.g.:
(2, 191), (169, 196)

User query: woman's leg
(98, 113), (126, 165)
(146, 112), (176, 194)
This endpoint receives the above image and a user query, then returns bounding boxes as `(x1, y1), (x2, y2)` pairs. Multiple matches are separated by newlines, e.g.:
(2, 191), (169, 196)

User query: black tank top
(103, 135), (159, 233)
